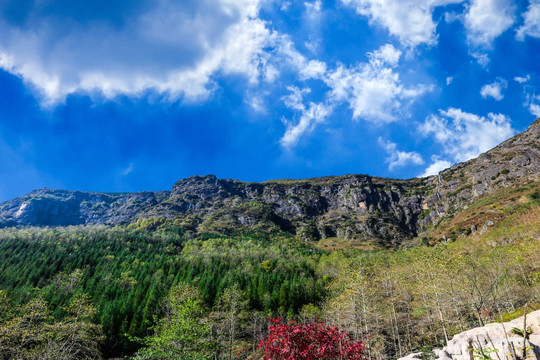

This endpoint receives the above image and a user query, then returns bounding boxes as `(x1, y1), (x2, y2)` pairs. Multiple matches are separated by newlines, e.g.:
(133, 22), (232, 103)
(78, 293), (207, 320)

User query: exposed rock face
(106, 174), (429, 246)
(0, 189), (170, 227)
(0, 118), (538, 247)
(399, 310), (540, 360)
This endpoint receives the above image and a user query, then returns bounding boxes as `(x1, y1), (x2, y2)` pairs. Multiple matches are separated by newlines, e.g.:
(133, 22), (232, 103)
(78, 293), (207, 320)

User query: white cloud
(520, 91), (540, 118)
(282, 86), (311, 111)
(305, 0), (322, 14)
(246, 95), (266, 112)
(528, 94), (540, 117)
(280, 87), (333, 148)
(420, 108), (515, 163)
(514, 75), (530, 83)
(464, 0), (516, 48)
(446, 76), (453, 85)
(322, 44), (429, 123)
(274, 34), (310, 71)
(341, 0), (464, 47)
(0, 0), (289, 104)
(530, 103), (540, 118)
(516, 0), (540, 40)
(304, 39), (322, 53)
(480, 78), (507, 100)
(300, 60), (327, 80)
(120, 163), (135, 177)
(444, 11), (461, 23)
(378, 138), (424, 170)
(471, 52), (491, 66)
(280, 44), (429, 147)
(419, 157), (452, 177)
(369, 43), (402, 66)
(280, 1), (293, 11)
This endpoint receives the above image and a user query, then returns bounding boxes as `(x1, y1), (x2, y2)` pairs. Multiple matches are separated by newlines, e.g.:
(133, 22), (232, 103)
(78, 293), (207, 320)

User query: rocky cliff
(0, 189), (170, 228)
(1, 119), (538, 247)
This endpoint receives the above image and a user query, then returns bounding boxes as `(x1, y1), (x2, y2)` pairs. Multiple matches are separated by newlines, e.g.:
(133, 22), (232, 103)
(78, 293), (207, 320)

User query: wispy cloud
(378, 138), (424, 170)
(528, 94), (540, 118)
(280, 86), (333, 148)
(464, 0), (516, 48)
(420, 107), (515, 163)
(322, 44), (430, 123)
(463, 0), (516, 65)
(120, 163), (135, 177)
(419, 156), (452, 177)
(304, 0), (323, 18)
(280, 44), (430, 147)
(516, 0), (540, 40)
(514, 75), (530, 83)
(530, 103), (540, 118)
(340, 0), (464, 47)
(480, 78), (507, 100)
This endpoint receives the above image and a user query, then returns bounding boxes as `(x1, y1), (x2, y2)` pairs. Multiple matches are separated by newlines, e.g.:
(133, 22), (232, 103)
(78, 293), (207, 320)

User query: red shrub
(259, 318), (367, 360)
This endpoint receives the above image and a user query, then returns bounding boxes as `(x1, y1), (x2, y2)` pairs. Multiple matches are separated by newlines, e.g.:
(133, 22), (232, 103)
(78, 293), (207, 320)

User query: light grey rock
(399, 310), (540, 360)
(399, 352), (423, 360)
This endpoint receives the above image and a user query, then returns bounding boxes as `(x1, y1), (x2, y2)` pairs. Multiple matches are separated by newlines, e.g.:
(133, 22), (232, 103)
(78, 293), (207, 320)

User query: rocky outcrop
(399, 310), (540, 360)
(135, 174), (429, 246)
(0, 188), (170, 227)
(0, 118), (538, 247)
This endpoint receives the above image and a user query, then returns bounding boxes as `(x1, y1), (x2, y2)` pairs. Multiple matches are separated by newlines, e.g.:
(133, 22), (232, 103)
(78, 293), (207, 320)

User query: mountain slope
(1, 118), (538, 247)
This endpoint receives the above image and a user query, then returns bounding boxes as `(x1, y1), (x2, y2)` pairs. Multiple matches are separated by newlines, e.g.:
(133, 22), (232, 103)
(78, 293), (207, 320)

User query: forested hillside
(0, 179), (538, 359)
(0, 227), (330, 357)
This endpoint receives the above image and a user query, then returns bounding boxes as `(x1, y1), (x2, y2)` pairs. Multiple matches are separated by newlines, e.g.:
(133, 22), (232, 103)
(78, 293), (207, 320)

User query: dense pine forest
(0, 180), (538, 359)
(0, 226), (328, 357)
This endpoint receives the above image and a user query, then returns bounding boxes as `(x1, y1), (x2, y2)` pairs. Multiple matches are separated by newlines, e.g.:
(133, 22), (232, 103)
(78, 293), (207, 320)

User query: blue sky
(0, 0), (539, 200)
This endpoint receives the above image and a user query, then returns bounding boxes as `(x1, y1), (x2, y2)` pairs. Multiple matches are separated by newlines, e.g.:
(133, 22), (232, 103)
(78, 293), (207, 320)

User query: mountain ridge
(1, 118), (538, 247)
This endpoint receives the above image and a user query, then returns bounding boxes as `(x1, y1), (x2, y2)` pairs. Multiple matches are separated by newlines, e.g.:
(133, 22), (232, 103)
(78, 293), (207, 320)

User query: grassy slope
(423, 180), (539, 246)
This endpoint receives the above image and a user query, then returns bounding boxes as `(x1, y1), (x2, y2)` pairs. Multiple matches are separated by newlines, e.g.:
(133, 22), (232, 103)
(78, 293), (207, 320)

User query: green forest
(0, 184), (539, 359)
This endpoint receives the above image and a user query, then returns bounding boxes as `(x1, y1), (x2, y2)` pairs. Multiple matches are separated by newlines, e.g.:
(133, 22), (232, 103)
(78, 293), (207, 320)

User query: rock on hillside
(0, 189), (170, 227)
(143, 174), (430, 246)
(399, 310), (540, 360)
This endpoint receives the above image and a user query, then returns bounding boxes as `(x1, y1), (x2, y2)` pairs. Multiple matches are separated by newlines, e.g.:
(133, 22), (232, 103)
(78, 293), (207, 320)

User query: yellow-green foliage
(497, 304), (540, 323)
(324, 226), (540, 358)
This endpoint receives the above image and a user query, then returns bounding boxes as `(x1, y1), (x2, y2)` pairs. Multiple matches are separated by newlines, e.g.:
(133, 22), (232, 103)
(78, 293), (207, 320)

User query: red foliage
(259, 318), (367, 360)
